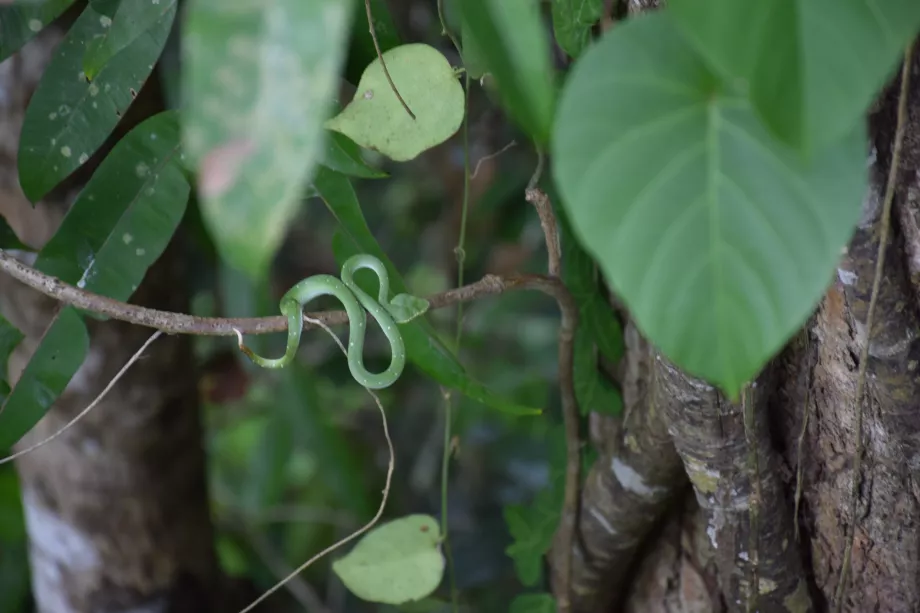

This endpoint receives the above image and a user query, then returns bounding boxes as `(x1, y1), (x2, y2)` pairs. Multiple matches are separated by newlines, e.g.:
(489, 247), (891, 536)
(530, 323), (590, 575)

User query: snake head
(387, 294), (430, 323)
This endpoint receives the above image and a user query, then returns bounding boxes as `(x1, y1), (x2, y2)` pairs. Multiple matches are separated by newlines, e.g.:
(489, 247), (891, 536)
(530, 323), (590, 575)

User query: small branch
(471, 140), (517, 180)
(0, 248), (564, 337)
(364, 0), (415, 120)
(526, 184), (580, 613)
(834, 41), (915, 611)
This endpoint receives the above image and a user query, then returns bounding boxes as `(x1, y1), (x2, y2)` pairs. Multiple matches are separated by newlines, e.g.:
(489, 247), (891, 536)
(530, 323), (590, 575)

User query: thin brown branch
(0, 248), (566, 336)
(364, 0), (415, 120)
(834, 41), (915, 611)
(526, 185), (580, 613)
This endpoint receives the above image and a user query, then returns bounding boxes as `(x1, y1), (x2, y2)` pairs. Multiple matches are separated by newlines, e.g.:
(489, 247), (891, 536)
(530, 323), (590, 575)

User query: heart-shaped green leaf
(552, 12), (866, 396)
(387, 294), (430, 324)
(333, 514), (444, 605)
(325, 43), (465, 162)
(668, 0), (920, 152)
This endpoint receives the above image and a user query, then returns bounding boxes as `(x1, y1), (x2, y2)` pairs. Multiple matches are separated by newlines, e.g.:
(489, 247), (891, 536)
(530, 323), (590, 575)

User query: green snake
(235, 254), (429, 389)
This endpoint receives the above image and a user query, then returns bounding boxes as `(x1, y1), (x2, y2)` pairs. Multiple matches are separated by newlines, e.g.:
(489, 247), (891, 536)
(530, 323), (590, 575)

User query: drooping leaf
(552, 12), (866, 396)
(0, 0), (75, 62)
(456, 0), (556, 144)
(82, 0), (177, 80)
(33, 110), (189, 305)
(510, 594), (558, 613)
(316, 166), (541, 416)
(182, 0), (353, 280)
(0, 307), (89, 450)
(17, 1), (176, 201)
(668, 0), (920, 152)
(333, 514), (444, 605)
(551, 0), (603, 59)
(326, 44), (465, 162)
(321, 130), (388, 179)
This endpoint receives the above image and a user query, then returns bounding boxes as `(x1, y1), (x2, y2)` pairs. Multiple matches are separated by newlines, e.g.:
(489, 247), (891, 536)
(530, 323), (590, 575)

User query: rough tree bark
(0, 20), (242, 613)
(552, 5), (920, 613)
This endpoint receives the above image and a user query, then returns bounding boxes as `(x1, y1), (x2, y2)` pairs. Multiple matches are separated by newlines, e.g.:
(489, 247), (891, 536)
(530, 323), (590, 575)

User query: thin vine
(364, 0), (415, 119)
(833, 41), (915, 611)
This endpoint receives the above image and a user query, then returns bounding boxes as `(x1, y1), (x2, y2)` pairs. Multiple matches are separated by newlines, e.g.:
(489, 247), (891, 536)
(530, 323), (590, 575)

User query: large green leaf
(17, 1), (176, 202)
(33, 110), (189, 303)
(552, 12), (866, 396)
(551, 0), (603, 59)
(82, 0), (177, 79)
(456, 0), (556, 145)
(0, 307), (89, 450)
(668, 0), (920, 152)
(0, 0), (75, 62)
(321, 130), (387, 179)
(315, 167), (541, 416)
(182, 0), (354, 280)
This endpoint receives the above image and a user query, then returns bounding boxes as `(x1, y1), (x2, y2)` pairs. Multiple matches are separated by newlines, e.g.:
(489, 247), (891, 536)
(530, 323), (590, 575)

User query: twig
(364, 0), (414, 120)
(436, 0), (462, 57)
(525, 184), (580, 613)
(0, 248), (564, 337)
(238, 315), (395, 613)
(0, 330), (162, 465)
(833, 41), (915, 611)
(471, 140), (517, 180)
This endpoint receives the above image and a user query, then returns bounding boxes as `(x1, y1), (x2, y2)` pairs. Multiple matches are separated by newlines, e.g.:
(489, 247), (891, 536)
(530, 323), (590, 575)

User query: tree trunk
(0, 22), (232, 613)
(553, 10), (920, 613)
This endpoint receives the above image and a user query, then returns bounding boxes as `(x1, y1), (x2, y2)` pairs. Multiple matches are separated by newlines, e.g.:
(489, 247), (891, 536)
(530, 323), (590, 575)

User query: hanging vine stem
(833, 41), (915, 612)
(436, 1), (469, 608)
(526, 177), (581, 613)
(364, 0), (415, 120)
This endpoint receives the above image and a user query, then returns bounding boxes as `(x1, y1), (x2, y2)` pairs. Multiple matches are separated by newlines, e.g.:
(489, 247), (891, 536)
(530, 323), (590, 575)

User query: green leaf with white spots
(317, 166), (541, 417)
(0, 307), (89, 450)
(321, 130), (387, 179)
(33, 111), (189, 305)
(325, 44), (465, 162)
(82, 0), (178, 80)
(333, 514), (444, 605)
(0, 0), (76, 62)
(182, 0), (354, 280)
(17, 1), (176, 202)
(552, 13), (867, 396)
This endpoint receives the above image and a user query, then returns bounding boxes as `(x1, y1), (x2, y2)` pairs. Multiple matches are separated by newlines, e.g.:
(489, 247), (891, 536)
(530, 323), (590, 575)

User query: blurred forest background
(0, 1), (575, 611)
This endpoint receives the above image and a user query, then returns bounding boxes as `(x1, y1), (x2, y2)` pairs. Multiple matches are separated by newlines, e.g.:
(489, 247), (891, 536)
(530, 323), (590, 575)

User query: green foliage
(0, 0), (75, 62)
(669, 0), (920, 153)
(552, 12), (867, 396)
(182, 0), (353, 279)
(510, 593), (558, 613)
(0, 307), (89, 450)
(322, 131), (388, 179)
(34, 111), (189, 305)
(82, 0), (178, 79)
(345, 0), (400, 84)
(332, 514), (445, 605)
(551, 0), (603, 59)
(0, 314), (24, 404)
(0, 465), (29, 613)
(326, 44), (465, 162)
(456, 0), (557, 145)
(17, 1), (175, 201)
(0, 219), (28, 252)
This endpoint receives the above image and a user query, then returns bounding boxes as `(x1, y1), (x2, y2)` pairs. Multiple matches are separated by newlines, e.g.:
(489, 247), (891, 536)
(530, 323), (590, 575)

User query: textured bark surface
(0, 24), (230, 613)
(553, 6), (920, 613)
